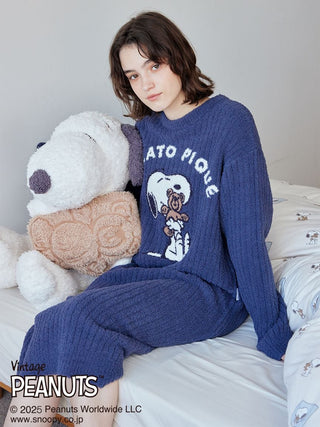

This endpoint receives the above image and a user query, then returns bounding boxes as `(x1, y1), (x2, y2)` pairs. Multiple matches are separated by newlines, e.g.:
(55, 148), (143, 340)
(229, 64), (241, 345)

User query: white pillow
(270, 179), (320, 205)
(267, 180), (320, 260)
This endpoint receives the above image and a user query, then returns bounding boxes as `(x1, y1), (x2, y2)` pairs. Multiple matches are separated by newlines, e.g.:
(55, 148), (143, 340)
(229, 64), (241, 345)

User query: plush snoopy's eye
(84, 133), (97, 143)
(36, 142), (46, 150)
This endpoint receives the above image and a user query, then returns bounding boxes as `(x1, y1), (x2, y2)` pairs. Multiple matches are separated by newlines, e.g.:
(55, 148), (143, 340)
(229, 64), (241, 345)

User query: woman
(5, 11), (292, 427)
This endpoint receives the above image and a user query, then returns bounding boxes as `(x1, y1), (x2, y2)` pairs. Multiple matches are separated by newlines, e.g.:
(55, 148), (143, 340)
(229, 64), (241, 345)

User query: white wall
(0, 0), (319, 232)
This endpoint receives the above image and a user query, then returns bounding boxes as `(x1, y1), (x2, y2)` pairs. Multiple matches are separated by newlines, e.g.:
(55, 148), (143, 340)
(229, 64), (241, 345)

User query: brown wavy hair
(109, 11), (214, 120)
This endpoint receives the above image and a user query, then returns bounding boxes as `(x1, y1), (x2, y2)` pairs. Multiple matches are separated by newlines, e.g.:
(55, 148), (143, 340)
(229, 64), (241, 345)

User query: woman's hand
(281, 354), (286, 361)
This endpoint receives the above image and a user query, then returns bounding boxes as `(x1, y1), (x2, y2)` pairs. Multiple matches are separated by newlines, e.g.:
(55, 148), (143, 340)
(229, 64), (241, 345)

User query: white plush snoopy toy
(0, 112), (143, 310)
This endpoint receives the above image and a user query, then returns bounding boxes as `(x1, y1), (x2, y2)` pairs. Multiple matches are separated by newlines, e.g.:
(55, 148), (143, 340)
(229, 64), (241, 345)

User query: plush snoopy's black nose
(29, 169), (51, 194)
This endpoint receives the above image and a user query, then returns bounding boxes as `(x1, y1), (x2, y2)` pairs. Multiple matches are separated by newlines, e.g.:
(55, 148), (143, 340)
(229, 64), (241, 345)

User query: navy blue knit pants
(19, 266), (248, 388)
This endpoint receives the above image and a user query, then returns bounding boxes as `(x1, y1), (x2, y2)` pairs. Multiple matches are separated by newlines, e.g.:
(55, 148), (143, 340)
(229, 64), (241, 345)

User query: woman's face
(119, 44), (185, 120)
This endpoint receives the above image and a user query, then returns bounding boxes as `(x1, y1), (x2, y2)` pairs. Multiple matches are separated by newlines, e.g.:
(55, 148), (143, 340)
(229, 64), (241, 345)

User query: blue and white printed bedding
(269, 179), (320, 427)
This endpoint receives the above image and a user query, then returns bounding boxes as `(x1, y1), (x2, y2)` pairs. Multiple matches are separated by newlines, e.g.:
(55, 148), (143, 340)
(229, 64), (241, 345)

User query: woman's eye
(152, 63), (160, 70)
(128, 74), (138, 81)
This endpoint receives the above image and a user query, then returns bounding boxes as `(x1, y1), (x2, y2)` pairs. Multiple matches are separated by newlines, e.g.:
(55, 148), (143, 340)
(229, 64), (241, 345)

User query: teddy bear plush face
(27, 112), (130, 217)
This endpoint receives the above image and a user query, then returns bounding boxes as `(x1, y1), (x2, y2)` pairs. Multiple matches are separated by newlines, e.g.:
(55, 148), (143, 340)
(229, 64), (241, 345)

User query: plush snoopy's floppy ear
(121, 124), (143, 186)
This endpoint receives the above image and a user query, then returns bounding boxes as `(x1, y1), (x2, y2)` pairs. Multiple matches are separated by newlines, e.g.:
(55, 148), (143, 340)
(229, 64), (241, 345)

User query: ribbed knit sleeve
(220, 147), (293, 360)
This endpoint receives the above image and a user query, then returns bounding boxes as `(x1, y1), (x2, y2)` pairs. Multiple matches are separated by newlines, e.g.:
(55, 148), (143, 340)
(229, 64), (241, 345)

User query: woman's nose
(142, 76), (155, 91)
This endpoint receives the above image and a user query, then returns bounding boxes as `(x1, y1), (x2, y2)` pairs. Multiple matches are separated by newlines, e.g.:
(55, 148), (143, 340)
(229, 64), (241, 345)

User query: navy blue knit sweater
(131, 94), (292, 359)
(19, 95), (292, 386)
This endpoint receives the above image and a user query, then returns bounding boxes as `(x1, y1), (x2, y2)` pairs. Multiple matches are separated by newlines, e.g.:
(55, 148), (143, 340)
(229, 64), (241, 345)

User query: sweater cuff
(256, 294), (293, 360)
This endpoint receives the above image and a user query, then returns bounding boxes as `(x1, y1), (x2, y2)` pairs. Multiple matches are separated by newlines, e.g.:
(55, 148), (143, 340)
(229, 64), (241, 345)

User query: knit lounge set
(19, 95), (293, 387)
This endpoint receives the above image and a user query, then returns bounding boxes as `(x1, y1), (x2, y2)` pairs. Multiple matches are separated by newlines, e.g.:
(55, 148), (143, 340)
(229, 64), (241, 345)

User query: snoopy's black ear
(121, 124), (143, 186)
(147, 192), (158, 218)
(36, 142), (46, 150)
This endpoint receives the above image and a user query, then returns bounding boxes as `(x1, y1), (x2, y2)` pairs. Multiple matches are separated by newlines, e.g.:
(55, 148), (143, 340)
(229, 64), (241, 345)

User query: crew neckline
(159, 94), (226, 129)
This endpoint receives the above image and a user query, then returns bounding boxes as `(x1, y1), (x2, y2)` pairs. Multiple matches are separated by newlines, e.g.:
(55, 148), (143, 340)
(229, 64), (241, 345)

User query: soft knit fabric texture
(20, 268), (247, 387)
(132, 94), (293, 359)
(28, 192), (141, 275)
(19, 95), (292, 388)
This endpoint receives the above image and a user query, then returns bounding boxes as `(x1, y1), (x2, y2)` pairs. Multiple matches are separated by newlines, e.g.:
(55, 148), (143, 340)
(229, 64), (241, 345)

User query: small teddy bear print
(161, 188), (189, 237)
(160, 187), (190, 262)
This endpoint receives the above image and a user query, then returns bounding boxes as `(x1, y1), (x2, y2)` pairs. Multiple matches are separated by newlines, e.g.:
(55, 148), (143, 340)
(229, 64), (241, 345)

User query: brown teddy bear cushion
(28, 192), (141, 276)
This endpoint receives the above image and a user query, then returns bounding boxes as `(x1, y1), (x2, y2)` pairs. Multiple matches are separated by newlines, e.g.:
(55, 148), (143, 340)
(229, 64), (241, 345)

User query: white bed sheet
(116, 317), (287, 427)
(0, 287), (37, 386)
(0, 287), (287, 427)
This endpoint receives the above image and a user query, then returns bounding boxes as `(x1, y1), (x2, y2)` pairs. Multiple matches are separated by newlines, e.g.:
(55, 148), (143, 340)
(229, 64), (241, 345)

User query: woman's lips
(147, 93), (162, 101)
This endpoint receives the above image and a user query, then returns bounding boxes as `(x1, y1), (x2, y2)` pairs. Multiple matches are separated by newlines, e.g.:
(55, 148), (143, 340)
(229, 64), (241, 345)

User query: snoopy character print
(146, 171), (191, 261)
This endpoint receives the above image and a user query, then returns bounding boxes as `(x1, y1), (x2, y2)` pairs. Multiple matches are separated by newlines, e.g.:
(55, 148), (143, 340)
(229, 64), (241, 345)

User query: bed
(1, 179), (320, 427)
